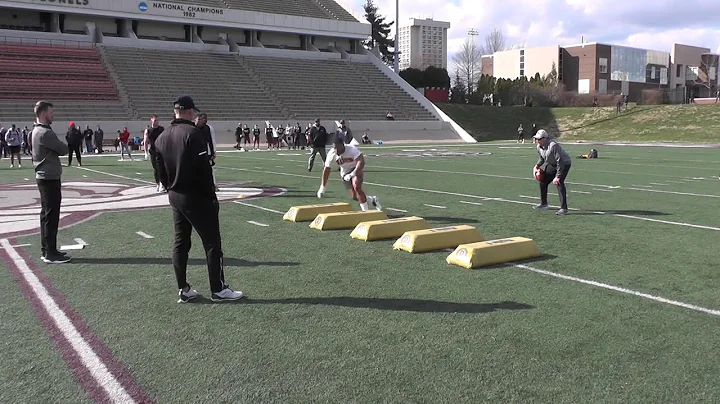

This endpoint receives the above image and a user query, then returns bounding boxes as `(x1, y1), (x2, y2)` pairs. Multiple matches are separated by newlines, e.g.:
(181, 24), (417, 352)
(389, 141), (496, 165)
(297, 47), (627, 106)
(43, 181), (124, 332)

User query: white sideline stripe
(625, 187), (720, 199)
(74, 238), (88, 246)
(386, 207), (408, 213)
(135, 172), (142, 175)
(59, 244), (84, 251)
(136, 231), (154, 239)
(514, 264), (720, 317)
(223, 197), (720, 318)
(613, 215), (720, 231)
(649, 183), (667, 186)
(76, 167), (154, 185)
(424, 204), (447, 209)
(592, 188), (613, 192)
(0, 239), (136, 403)
(11, 243), (32, 248)
(233, 201), (285, 214)
(247, 221), (269, 227)
(82, 175), (88, 178)
(631, 184), (653, 188)
(459, 200), (483, 206)
(571, 190), (591, 194)
(665, 180), (686, 184)
(217, 167), (719, 231)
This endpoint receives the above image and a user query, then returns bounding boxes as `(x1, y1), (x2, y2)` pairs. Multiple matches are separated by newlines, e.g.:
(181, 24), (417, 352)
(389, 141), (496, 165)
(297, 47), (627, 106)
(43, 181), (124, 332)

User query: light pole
(393, 0), (399, 73)
(467, 28), (478, 92)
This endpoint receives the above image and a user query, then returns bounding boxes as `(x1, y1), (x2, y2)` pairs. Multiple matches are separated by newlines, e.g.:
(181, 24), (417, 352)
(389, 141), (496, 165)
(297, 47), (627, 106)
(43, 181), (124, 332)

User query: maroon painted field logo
(0, 181), (285, 238)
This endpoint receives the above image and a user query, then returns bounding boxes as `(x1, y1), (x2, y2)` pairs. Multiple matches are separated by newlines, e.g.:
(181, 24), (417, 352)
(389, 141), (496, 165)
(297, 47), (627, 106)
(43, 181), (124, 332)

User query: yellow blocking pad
(393, 225), (484, 253)
(350, 216), (430, 241)
(310, 210), (388, 230)
(283, 202), (354, 222)
(446, 237), (542, 269)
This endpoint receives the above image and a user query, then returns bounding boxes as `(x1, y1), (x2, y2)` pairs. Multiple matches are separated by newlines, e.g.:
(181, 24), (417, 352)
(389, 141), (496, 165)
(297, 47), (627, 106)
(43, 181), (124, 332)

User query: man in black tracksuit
(145, 114), (165, 192)
(307, 118), (328, 172)
(65, 122), (83, 166)
(154, 96), (244, 304)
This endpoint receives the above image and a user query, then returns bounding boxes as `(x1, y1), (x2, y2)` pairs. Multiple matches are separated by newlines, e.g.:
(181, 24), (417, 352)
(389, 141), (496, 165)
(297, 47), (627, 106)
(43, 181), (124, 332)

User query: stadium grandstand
(0, 0), (473, 143)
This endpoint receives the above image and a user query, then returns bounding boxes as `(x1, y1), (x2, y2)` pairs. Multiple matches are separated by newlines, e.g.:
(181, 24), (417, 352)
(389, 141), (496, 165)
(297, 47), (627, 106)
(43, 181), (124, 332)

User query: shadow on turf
(472, 254), (559, 271)
(70, 257), (299, 267)
(387, 215), (481, 224)
(192, 296), (534, 313)
(572, 209), (669, 216)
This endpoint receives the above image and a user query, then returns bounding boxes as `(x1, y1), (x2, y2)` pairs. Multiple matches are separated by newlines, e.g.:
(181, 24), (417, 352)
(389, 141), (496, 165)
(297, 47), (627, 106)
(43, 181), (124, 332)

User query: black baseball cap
(173, 96), (200, 112)
(333, 132), (345, 144)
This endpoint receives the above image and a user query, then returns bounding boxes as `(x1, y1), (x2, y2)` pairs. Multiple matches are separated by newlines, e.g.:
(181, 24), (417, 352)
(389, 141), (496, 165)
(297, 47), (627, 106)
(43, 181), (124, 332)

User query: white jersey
(325, 145), (362, 177)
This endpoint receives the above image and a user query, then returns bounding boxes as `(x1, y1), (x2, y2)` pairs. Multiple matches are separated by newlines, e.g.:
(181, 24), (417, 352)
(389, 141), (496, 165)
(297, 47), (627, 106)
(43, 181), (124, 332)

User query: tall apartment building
(397, 18), (450, 71)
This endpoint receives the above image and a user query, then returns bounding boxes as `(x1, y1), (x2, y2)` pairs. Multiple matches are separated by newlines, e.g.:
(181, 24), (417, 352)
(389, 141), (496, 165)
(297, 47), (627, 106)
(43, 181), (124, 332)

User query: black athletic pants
(539, 165), (571, 209)
(308, 146), (326, 171)
(169, 191), (226, 293)
(68, 144), (82, 165)
(149, 151), (160, 184)
(37, 179), (62, 256)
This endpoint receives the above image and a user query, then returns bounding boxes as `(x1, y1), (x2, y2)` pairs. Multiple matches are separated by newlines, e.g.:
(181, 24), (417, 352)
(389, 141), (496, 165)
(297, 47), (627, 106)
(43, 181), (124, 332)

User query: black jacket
(146, 125), (165, 153)
(154, 119), (215, 200)
(310, 125), (328, 147)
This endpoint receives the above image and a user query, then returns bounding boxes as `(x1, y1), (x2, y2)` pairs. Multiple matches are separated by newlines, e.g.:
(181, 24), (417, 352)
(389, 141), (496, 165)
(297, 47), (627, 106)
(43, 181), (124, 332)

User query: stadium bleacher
(0, 42), (129, 122)
(101, 46), (287, 121)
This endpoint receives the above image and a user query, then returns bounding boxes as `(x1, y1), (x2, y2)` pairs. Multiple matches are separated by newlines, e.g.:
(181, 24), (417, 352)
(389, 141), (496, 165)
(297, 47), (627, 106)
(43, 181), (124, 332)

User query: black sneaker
(41, 253), (71, 264)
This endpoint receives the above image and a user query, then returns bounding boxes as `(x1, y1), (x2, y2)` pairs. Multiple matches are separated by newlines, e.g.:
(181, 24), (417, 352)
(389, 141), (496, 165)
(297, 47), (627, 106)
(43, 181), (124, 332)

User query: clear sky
(345, 0), (720, 71)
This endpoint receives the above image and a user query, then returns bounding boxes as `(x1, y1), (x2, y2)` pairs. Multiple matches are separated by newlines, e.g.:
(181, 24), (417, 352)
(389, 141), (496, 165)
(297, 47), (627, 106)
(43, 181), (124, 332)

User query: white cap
(532, 129), (549, 139)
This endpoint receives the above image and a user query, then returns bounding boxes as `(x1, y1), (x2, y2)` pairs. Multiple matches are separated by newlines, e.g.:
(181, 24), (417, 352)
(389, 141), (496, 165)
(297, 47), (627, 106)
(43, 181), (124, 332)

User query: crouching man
(317, 134), (382, 212)
(532, 129), (572, 215)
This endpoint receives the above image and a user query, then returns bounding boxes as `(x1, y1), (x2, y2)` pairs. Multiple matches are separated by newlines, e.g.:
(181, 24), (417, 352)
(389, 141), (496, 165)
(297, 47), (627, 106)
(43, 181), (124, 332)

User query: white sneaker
(534, 204), (550, 210)
(556, 209), (569, 215)
(118, 158), (125, 161)
(178, 285), (198, 303)
(211, 287), (244, 302)
(10, 164), (14, 168)
(370, 196), (382, 211)
(18, 164), (22, 168)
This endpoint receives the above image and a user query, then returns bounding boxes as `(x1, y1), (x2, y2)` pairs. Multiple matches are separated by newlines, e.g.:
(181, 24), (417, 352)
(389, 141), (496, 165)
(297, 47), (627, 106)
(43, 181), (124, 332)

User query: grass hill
(439, 103), (720, 144)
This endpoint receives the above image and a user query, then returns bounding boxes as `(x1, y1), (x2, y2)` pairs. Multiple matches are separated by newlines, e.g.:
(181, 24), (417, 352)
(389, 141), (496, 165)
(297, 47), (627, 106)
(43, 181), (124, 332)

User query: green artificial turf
(2, 143), (720, 402)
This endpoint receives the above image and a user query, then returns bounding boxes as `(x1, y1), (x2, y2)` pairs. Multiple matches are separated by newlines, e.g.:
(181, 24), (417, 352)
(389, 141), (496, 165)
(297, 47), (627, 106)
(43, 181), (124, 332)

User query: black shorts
(9, 145), (20, 154)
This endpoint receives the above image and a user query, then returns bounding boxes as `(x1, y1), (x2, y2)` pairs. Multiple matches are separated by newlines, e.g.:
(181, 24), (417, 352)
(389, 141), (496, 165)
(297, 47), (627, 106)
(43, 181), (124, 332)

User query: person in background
(532, 129), (572, 215)
(22, 126), (31, 155)
(65, 122), (83, 167)
(83, 125), (94, 154)
(118, 126), (132, 161)
(252, 124), (260, 150)
(5, 124), (23, 168)
(31, 101), (71, 264)
(293, 122), (304, 150)
(307, 118), (328, 172)
(242, 124), (251, 150)
(361, 133), (371, 144)
(234, 123), (243, 150)
(0, 126), (7, 158)
(94, 125), (104, 154)
(338, 119), (353, 144)
(195, 112), (218, 191)
(517, 124), (525, 144)
(144, 115), (165, 193)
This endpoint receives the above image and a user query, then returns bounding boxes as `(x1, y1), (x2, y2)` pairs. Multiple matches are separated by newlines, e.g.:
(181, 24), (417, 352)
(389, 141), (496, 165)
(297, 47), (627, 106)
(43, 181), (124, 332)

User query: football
(533, 166), (543, 181)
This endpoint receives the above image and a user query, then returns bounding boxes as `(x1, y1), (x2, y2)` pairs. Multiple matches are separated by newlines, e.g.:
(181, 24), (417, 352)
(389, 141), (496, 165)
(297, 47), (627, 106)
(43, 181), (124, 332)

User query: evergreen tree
(450, 70), (467, 104)
(362, 0), (395, 66)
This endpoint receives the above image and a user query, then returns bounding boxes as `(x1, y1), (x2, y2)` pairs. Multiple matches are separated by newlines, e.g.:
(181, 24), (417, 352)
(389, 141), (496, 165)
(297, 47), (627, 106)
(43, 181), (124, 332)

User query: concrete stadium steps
(220, 0), (357, 21)
(0, 100), (130, 123)
(314, 0), (356, 21)
(239, 56), (436, 122)
(101, 46), (286, 121)
(168, 0), (225, 8)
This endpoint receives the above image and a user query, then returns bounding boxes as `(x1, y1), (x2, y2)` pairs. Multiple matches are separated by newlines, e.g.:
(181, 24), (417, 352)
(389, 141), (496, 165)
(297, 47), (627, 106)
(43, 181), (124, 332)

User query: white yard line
(571, 190), (591, 194)
(423, 204), (447, 209)
(76, 167), (153, 185)
(458, 201), (483, 206)
(233, 200), (285, 214)
(592, 188), (613, 192)
(247, 221), (269, 227)
(136, 231), (154, 239)
(385, 207), (408, 213)
(0, 239), (136, 403)
(649, 183), (667, 186)
(631, 184), (654, 188)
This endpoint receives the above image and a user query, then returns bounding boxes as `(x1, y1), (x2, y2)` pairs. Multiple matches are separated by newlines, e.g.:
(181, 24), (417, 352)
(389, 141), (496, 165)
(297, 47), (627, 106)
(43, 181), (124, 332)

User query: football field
(2, 142), (720, 403)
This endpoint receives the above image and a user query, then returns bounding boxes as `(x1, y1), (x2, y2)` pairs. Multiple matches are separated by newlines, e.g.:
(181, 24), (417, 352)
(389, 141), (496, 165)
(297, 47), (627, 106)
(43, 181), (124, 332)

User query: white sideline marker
(82, 175), (88, 178)
(59, 244), (84, 251)
(136, 231), (154, 239)
(24, 178), (29, 181)
(459, 200), (483, 206)
(247, 221), (269, 227)
(135, 172), (142, 175)
(386, 207), (408, 213)
(424, 204), (447, 209)
(74, 238), (88, 246)
(571, 190), (591, 194)
(592, 188), (613, 192)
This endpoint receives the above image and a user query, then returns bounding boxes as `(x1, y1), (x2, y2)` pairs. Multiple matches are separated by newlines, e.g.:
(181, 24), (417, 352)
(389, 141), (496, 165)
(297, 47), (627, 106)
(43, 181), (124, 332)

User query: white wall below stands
(0, 29), (94, 45)
(100, 35), (230, 52)
(43, 120), (457, 145)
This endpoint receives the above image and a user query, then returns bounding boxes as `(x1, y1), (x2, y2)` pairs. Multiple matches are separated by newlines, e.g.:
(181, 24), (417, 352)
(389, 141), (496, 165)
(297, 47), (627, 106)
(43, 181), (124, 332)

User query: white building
(397, 18), (450, 71)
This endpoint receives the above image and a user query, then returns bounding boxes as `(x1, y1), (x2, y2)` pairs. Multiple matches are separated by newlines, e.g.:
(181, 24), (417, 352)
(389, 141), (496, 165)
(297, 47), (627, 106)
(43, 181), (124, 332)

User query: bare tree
(479, 28), (507, 55)
(451, 36), (482, 93)
(692, 54), (719, 98)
